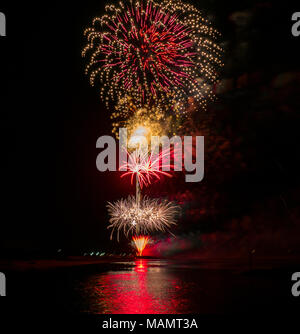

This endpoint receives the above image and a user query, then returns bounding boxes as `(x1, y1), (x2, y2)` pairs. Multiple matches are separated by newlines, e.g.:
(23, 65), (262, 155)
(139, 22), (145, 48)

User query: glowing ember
(132, 236), (149, 257)
(111, 97), (183, 139)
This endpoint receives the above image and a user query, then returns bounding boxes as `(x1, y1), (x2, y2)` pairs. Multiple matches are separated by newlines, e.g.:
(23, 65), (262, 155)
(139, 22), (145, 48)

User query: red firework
(119, 148), (174, 188)
(132, 236), (150, 257)
(83, 0), (223, 110)
(102, 1), (192, 94)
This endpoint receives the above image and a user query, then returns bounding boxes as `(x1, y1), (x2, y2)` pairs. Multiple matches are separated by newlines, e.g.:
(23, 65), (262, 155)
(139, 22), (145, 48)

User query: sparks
(111, 97), (183, 139)
(120, 148), (174, 188)
(107, 195), (180, 240)
(132, 236), (149, 256)
(82, 0), (223, 113)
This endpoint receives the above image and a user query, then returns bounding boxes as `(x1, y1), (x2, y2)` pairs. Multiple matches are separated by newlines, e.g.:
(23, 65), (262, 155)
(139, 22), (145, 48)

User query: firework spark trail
(107, 195), (180, 241)
(119, 147), (176, 188)
(111, 99), (183, 139)
(82, 0), (223, 113)
(132, 236), (149, 256)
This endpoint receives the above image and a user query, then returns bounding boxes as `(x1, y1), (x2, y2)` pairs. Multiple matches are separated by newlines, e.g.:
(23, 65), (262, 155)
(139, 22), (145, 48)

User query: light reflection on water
(78, 259), (193, 314)
(7, 258), (294, 315)
(74, 258), (287, 314)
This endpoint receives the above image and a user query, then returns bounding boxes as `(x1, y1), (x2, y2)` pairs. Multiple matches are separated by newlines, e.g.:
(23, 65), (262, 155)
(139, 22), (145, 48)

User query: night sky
(0, 1), (299, 256)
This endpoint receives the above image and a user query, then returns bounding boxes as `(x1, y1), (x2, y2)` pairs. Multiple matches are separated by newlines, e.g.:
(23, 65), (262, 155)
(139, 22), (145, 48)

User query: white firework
(107, 195), (180, 240)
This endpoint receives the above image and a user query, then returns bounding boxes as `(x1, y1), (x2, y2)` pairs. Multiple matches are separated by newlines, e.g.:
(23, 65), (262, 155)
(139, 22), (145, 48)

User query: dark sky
(0, 1), (299, 254)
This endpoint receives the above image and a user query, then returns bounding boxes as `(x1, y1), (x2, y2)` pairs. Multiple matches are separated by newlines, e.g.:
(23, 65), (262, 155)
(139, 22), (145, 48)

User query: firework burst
(82, 0), (223, 112)
(111, 97), (183, 139)
(107, 195), (180, 240)
(120, 148), (174, 188)
(132, 236), (149, 256)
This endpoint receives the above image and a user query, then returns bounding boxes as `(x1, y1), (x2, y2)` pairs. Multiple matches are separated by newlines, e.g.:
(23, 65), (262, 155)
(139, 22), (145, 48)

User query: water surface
(7, 258), (297, 314)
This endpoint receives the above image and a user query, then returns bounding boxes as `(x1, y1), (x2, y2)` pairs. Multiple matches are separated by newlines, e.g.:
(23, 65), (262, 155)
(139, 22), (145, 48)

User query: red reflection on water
(92, 259), (185, 314)
(135, 259), (147, 273)
(132, 236), (149, 257)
